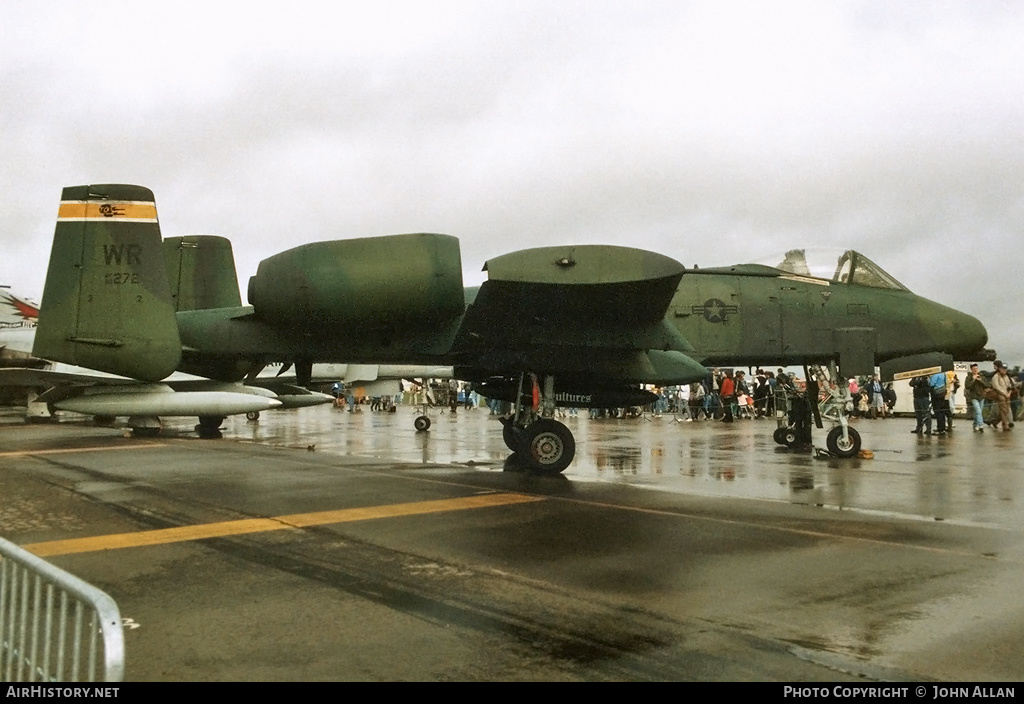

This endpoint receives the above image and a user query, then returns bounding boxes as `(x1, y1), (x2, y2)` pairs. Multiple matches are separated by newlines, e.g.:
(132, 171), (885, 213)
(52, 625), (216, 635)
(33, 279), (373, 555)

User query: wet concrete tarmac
(1, 405), (1021, 681)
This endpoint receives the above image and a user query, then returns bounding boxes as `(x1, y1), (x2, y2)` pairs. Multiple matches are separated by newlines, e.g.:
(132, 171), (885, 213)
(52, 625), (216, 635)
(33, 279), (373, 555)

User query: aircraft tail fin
(33, 184), (182, 381)
(163, 235), (242, 311)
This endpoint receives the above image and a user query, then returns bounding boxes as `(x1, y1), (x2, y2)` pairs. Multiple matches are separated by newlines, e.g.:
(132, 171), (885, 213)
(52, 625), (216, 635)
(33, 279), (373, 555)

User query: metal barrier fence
(0, 537), (124, 682)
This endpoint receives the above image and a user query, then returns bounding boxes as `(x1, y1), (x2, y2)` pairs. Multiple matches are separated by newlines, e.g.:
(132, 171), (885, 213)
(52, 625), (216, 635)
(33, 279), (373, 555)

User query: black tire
(197, 415), (225, 430)
(246, 411), (260, 421)
(523, 419), (575, 474)
(414, 415), (431, 432)
(132, 427), (161, 438)
(196, 415), (225, 438)
(773, 427), (789, 445)
(826, 426), (862, 458)
(502, 421), (526, 452)
(783, 429), (799, 447)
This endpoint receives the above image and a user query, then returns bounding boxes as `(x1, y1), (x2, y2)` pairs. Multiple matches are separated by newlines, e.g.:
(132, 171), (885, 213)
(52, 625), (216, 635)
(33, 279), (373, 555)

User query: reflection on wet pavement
(159, 405), (1021, 529)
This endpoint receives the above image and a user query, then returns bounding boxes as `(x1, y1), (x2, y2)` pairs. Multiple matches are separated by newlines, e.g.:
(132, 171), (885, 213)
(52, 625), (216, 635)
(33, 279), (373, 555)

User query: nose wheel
(826, 426), (861, 458)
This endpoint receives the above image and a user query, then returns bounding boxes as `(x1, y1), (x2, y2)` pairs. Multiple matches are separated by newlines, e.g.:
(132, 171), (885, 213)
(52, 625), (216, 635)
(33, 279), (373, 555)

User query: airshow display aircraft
(30, 184), (989, 469)
(0, 287), (39, 368)
(0, 288), (39, 326)
(32, 184), (708, 472)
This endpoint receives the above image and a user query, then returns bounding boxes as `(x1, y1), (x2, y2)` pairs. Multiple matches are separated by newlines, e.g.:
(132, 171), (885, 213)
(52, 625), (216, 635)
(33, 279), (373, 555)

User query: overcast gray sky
(2, 1), (1021, 361)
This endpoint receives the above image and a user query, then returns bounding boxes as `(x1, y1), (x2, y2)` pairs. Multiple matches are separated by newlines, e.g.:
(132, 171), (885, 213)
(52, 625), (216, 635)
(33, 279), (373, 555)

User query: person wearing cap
(990, 360), (1015, 431)
(963, 363), (990, 432)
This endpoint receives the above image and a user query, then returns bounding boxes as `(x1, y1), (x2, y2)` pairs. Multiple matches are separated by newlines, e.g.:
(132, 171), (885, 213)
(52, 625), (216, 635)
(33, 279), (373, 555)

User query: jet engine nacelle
(247, 233), (465, 328)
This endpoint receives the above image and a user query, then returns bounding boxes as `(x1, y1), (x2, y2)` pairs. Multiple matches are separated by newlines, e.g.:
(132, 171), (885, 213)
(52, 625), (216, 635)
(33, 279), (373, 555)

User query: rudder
(33, 184), (182, 381)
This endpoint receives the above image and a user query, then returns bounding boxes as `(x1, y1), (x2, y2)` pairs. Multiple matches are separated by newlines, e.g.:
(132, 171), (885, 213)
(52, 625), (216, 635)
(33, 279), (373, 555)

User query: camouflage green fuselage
(668, 267), (987, 374)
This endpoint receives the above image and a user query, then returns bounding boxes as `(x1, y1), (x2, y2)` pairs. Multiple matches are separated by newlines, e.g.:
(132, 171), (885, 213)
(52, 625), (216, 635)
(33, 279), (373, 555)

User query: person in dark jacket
(910, 375), (932, 435)
(963, 363), (989, 432)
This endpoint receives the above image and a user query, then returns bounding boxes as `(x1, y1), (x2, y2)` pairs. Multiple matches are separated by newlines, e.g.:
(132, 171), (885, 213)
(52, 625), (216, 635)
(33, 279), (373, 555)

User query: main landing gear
(500, 373), (576, 474)
(196, 415), (226, 439)
(501, 416), (576, 473)
(128, 415), (162, 438)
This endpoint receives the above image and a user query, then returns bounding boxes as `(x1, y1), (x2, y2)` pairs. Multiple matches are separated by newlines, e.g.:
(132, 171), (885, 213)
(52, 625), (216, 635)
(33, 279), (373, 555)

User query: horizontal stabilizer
(344, 364), (379, 383)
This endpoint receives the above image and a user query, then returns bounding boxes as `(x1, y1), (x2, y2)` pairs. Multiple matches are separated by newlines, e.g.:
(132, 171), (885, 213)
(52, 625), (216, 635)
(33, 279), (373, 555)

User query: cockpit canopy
(755, 249), (909, 291)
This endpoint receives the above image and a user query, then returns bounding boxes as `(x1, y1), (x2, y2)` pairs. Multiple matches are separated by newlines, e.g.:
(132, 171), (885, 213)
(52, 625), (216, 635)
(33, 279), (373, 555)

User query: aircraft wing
(449, 245), (705, 384)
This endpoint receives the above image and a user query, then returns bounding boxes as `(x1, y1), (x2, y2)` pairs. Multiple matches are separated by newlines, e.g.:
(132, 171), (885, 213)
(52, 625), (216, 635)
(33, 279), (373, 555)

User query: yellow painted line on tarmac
(0, 443), (167, 458)
(23, 493), (543, 557)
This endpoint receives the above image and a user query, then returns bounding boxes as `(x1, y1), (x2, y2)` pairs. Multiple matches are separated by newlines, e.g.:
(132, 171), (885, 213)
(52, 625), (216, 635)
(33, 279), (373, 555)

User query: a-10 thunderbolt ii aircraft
(33, 185), (989, 468)
(667, 248), (991, 455)
(32, 184), (709, 473)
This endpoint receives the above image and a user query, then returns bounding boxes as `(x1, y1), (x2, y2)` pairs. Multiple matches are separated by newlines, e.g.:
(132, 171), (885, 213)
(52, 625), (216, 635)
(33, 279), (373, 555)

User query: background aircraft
(0, 287), (39, 371)
(0, 287), (39, 326)
(669, 248), (991, 455)
(32, 184), (708, 471)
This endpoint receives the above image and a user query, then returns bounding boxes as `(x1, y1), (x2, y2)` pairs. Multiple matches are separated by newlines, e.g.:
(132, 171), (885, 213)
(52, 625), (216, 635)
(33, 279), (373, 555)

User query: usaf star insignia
(692, 298), (738, 323)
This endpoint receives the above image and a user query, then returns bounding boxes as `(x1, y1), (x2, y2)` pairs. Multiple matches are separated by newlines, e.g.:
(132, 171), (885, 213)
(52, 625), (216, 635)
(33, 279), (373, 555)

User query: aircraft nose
(926, 301), (988, 356)
(957, 312), (989, 354)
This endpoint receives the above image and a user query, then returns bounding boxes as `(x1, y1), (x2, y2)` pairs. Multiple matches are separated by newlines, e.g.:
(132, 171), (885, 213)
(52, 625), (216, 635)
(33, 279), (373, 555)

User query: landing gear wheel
(132, 427), (161, 438)
(783, 429), (800, 447)
(523, 419), (575, 474)
(773, 427), (789, 445)
(246, 411), (260, 421)
(414, 415), (431, 432)
(502, 420), (526, 452)
(196, 415), (225, 439)
(826, 426), (861, 458)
